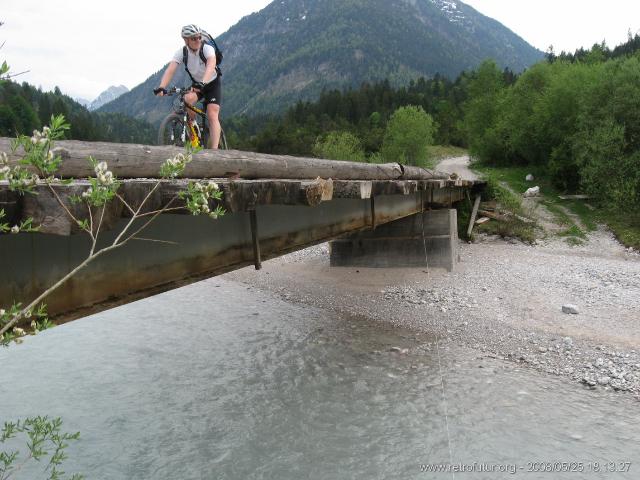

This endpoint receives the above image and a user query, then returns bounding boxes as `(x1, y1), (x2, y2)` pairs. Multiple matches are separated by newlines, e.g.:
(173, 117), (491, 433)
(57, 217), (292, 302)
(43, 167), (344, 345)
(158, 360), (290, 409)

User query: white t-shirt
(172, 44), (217, 83)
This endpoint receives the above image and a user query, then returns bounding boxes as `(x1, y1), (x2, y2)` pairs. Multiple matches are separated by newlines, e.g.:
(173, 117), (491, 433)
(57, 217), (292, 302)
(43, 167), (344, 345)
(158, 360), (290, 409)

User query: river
(1, 277), (638, 479)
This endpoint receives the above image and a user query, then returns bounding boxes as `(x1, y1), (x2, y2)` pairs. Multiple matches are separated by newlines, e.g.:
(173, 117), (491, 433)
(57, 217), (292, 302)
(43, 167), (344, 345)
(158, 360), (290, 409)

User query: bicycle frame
(159, 86), (227, 149)
(177, 94), (208, 148)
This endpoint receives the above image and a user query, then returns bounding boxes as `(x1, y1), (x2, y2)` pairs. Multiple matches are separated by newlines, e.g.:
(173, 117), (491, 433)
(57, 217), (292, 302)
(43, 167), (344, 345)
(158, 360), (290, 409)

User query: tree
(380, 105), (434, 167)
(313, 131), (365, 162)
(462, 60), (507, 163)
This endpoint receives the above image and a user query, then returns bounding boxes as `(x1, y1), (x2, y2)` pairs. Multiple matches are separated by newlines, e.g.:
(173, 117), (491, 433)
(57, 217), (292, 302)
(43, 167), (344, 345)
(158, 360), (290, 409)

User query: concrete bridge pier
(329, 209), (459, 271)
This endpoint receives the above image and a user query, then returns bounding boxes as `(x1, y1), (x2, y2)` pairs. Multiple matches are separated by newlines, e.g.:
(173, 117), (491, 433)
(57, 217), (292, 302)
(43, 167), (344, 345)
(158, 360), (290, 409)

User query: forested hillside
(464, 39), (640, 212)
(99, 0), (542, 123)
(0, 81), (155, 144)
(226, 34), (640, 216)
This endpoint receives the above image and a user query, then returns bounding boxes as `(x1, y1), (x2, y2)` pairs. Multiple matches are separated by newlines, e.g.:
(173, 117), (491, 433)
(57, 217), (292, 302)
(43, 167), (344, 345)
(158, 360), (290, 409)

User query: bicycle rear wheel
(158, 113), (189, 147)
(219, 129), (228, 150)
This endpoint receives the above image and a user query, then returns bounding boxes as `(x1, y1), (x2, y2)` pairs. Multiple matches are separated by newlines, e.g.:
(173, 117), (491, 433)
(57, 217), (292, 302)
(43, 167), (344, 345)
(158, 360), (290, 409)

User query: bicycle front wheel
(158, 113), (190, 147)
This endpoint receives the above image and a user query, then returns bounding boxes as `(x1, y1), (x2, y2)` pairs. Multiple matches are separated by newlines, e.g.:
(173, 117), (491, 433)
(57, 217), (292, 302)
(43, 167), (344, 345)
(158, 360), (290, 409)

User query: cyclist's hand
(154, 87), (167, 96)
(191, 82), (205, 92)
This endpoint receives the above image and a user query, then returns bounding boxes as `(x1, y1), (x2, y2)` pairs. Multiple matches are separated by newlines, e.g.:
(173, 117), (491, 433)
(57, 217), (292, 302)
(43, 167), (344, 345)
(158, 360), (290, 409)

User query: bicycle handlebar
(154, 86), (186, 96)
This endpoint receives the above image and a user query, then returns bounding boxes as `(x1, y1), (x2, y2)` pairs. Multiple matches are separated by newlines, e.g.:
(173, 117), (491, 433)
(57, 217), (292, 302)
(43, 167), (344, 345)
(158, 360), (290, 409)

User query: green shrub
(312, 131), (366, 162)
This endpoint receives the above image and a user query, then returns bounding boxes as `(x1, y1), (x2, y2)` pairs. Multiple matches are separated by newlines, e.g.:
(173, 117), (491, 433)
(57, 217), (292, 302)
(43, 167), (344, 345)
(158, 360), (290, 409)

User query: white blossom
(12, 327), (25, 336)
(0, 308), (5, 316)
(208, 181), (219, 190)
(10, 225), (19, 234)
(95, 162), (108, 174)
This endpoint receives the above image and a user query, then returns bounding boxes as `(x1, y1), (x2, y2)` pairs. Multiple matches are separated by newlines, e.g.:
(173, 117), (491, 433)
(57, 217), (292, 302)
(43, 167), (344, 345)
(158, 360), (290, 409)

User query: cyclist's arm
(156, 61), (179, 96)
(202, 48), (217, 85)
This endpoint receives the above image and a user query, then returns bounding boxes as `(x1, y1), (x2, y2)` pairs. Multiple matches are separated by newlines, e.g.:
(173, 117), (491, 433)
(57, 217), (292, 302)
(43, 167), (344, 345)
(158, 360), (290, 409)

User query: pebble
(562, 304), (579, 314)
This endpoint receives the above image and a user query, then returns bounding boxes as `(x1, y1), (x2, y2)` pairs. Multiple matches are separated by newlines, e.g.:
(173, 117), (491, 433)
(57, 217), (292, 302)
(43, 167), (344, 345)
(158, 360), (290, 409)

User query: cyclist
(154, 24), (222, 149)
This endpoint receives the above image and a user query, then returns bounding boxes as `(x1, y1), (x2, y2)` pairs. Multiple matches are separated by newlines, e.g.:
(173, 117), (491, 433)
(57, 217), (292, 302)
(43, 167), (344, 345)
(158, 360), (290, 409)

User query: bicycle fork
(182, 112), (201, 148)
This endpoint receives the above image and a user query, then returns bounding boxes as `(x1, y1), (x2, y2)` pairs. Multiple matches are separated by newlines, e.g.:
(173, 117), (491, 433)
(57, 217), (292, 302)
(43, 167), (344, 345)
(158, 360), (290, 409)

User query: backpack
(182, 30), (223, 83)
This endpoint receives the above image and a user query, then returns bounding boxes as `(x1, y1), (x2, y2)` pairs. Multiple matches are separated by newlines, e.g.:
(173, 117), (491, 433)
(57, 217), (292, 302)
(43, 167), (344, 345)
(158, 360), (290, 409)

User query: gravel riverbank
(226, 234), (640, 399)
(226, 155), (640, 399)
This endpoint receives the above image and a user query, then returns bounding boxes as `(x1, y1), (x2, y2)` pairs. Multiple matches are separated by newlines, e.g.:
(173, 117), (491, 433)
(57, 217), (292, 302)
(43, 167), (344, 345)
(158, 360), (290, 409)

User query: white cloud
(1, 0), (271, 99)
(464, 0), (640, 53)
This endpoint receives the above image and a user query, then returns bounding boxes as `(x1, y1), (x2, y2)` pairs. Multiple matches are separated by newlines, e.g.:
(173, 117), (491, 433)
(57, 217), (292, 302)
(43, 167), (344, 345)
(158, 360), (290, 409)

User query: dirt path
(435, 155), (479, 181)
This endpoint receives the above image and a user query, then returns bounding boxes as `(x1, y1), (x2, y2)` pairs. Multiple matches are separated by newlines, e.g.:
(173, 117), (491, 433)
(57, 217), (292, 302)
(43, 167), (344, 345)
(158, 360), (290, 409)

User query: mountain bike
(157, 86), (228, 149)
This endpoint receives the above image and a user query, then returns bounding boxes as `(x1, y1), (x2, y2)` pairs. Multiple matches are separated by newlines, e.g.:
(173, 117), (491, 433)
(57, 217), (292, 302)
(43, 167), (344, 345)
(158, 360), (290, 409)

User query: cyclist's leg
(184, 91), (199, 123)
(203, 78), (222, 149)
(206, 103), (221, 149)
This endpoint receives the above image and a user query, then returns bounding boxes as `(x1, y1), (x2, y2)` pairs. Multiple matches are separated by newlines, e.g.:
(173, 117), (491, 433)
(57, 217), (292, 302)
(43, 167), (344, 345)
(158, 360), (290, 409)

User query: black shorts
(197, 76), (222, 106)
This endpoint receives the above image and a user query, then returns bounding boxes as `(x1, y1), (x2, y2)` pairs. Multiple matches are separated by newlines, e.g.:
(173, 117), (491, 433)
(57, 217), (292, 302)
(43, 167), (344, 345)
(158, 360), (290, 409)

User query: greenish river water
(1, 278), (638, 479)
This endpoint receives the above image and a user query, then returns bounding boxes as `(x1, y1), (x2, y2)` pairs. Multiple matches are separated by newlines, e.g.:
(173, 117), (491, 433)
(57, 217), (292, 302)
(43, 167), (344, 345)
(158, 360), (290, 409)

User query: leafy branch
(0, 416), (82, 480)
(0, 115), (225, 343)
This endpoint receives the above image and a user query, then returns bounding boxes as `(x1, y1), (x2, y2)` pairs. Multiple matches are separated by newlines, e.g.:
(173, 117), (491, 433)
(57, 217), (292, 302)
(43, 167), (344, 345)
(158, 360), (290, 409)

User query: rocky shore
(226, 230), (640, 400)
(227, 155), (639, 400)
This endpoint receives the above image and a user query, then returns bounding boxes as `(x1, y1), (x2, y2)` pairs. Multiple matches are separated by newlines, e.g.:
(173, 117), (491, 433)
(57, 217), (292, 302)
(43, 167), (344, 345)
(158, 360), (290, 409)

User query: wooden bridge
(0, 139), (481, 319)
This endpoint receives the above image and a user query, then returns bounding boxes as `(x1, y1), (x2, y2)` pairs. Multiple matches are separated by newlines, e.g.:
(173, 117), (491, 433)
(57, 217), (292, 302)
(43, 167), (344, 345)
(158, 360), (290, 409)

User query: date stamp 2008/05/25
(419, 461), (633, 475)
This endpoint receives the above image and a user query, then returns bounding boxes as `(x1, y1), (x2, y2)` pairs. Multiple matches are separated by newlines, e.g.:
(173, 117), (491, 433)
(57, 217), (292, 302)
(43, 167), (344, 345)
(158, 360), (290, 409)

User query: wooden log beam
(0, 177), (337, 235)
(467, 194), (481, 237)
(371, 180), (418, 196)
(0, 138), (450, 181)
(333, 180), (373, 199)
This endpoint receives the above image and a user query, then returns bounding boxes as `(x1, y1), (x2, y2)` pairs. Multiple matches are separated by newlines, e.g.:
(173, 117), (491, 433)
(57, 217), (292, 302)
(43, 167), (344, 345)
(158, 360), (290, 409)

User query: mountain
(75, 97), (91, 108)
(99, 0), (543, 123)
(89, 85), (129, 111)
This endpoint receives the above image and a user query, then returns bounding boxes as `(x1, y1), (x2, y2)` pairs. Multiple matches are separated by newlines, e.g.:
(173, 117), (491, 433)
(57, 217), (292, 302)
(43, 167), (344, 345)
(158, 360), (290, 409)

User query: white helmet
(181, 24), (201, 38)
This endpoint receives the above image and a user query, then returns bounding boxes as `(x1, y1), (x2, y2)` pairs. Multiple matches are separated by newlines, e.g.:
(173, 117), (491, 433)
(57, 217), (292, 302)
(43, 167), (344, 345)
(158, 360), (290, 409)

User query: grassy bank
(471, 163), (640, 250)
(427, 145), (468, 162)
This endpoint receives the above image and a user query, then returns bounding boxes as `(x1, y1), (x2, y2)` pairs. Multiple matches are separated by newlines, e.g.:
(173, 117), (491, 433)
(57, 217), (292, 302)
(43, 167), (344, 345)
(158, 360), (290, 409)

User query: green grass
(599, 210), (640, 249)
(427, 145), (468, 162)
(559, 224), (587, 240)
(461, 167), (537, 243)
(471, 163), (640, 249)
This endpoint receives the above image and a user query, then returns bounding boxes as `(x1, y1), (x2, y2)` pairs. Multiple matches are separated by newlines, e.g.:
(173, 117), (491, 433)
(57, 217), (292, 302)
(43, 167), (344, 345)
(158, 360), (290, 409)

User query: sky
(2, 0), (640, 101)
